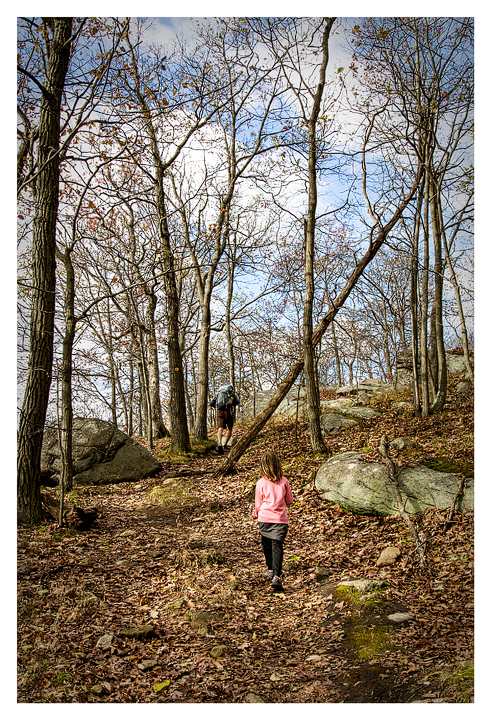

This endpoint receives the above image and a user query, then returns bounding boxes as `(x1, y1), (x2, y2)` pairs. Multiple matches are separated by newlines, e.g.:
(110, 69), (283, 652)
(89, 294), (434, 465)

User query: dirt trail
(18, 445), (474, 703)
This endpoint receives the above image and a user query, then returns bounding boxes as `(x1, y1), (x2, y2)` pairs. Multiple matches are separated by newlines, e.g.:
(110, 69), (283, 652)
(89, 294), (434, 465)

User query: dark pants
(260, 534), (286, 577)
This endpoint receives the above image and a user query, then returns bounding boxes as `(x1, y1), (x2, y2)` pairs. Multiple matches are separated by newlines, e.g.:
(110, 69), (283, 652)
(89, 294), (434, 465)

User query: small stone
(306, 655), (323, 663)
(336, 579), (387, 593)
(119, 624), (154, 639)
(376, 546), (402, 567)
(244, 692), (265, 703)
(90, 684), (104, 695)
(388, 612), (413, 623)
(96, 633), (114, 650)
(138, 658), (158, 670)
(390, 437), (414, 450)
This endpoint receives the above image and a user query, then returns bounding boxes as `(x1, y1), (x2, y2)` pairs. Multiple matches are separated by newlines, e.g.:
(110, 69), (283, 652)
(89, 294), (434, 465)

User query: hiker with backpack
(210, 384), (240, 454)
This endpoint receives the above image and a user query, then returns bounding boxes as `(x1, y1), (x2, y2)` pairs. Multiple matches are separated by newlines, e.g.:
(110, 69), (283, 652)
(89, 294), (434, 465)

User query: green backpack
(216, 384), (234, 410)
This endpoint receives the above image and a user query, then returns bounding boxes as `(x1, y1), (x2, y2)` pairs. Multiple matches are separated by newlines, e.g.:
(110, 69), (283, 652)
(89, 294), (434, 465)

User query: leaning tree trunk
(17, 18), (73, 524)
(213, 157), (423, 477)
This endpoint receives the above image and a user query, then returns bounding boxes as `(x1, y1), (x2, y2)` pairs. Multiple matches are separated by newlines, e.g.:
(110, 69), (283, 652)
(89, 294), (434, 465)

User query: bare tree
(17, 18), (73, 523)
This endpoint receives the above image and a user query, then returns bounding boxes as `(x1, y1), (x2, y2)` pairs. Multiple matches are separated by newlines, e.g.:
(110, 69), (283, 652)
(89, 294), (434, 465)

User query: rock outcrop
(315, 451), (473, 516)
(41, 418), (161, 486)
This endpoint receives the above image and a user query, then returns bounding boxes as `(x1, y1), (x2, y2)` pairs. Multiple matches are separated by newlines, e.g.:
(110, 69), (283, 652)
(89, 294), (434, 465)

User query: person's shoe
(217, 444), (224, 455)
(263, 569), (274, 580)
(272, 575), (283, 591)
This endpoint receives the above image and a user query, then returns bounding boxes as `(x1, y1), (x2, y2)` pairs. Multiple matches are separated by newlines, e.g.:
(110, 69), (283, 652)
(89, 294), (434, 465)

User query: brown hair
(259, 451), (283, 483)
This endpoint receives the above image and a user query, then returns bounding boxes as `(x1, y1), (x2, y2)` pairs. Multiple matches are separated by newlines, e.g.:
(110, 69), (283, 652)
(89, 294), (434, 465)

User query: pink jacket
(252, 476), (294, 524)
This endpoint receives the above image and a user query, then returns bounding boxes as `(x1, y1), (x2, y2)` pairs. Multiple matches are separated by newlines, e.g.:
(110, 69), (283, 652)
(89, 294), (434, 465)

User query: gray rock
(96, 633), (114, 650)
(241, 388), (306, 418)
(456, 381), (472, 393)
(322, 398), (356, 412)
(336, 380), (391, 396)
(41, 418), (160, 486)
(335, 579), (387, 593)
(319, 413), (358, 434)
(390, 437), (414, 450)
(315, 451), (473, 516)
(337, 406), (381, 419)
(388, 612), (413, 623)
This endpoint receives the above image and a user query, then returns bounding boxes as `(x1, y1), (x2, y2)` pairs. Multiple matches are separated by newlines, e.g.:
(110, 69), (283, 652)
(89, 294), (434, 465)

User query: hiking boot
(272, 575), (283, 591)
(217, 444), (224, 455)
(263, 569), (274, 580)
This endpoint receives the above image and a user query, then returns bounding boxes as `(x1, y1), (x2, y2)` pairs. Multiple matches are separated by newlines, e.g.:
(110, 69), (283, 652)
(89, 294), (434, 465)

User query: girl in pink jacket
(251, 452), (294, 591)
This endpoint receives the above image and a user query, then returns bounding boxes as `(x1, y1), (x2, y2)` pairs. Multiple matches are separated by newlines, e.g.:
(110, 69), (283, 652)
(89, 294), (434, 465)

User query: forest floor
(17, 384), (475, 704)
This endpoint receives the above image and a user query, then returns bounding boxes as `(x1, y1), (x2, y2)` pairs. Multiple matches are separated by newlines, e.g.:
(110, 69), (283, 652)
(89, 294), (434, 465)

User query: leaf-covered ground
(17, 385), (474, 703)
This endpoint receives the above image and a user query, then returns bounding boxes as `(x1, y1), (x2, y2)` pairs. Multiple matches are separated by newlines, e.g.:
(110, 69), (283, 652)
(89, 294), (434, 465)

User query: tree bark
(17, 18), (73, 524)
(303, 17), (334, 455)
(145, 293), (170, 438)
(420, 165), (431, 418)
(58, 248), (76, 502)
(428, 172), (447, 413)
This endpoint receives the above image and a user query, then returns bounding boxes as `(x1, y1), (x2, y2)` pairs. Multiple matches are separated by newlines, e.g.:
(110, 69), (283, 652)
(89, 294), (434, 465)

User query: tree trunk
(193, 306), (211, 441)
(145, 293), (170, 438)
(303, 17), (334, 455)
(58, 248), (76, 502)
(411, 187), (423, 417)
(17, 18), (73, 524)
(420, 166), (431, 418)
(151, 161), (190, 451)
(429, 175), (447, 412)
(331, 323), (343, 386)
(225, 257), (236, 387)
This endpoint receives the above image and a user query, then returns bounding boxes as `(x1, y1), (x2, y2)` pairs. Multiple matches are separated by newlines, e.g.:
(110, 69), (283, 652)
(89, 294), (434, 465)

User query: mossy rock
(349, 624), (393, 660)
(424, 457), (473, 478)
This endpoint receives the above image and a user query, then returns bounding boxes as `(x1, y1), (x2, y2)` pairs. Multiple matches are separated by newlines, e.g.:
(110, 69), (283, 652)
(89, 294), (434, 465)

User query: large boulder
(315, 451), (473, 516)
(336, 379), (392, 397)
(336, 406), (381, 419)
(319, 414), (359, 435)
(41, 418), (161, 486)
(241, 388), (308, 418)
